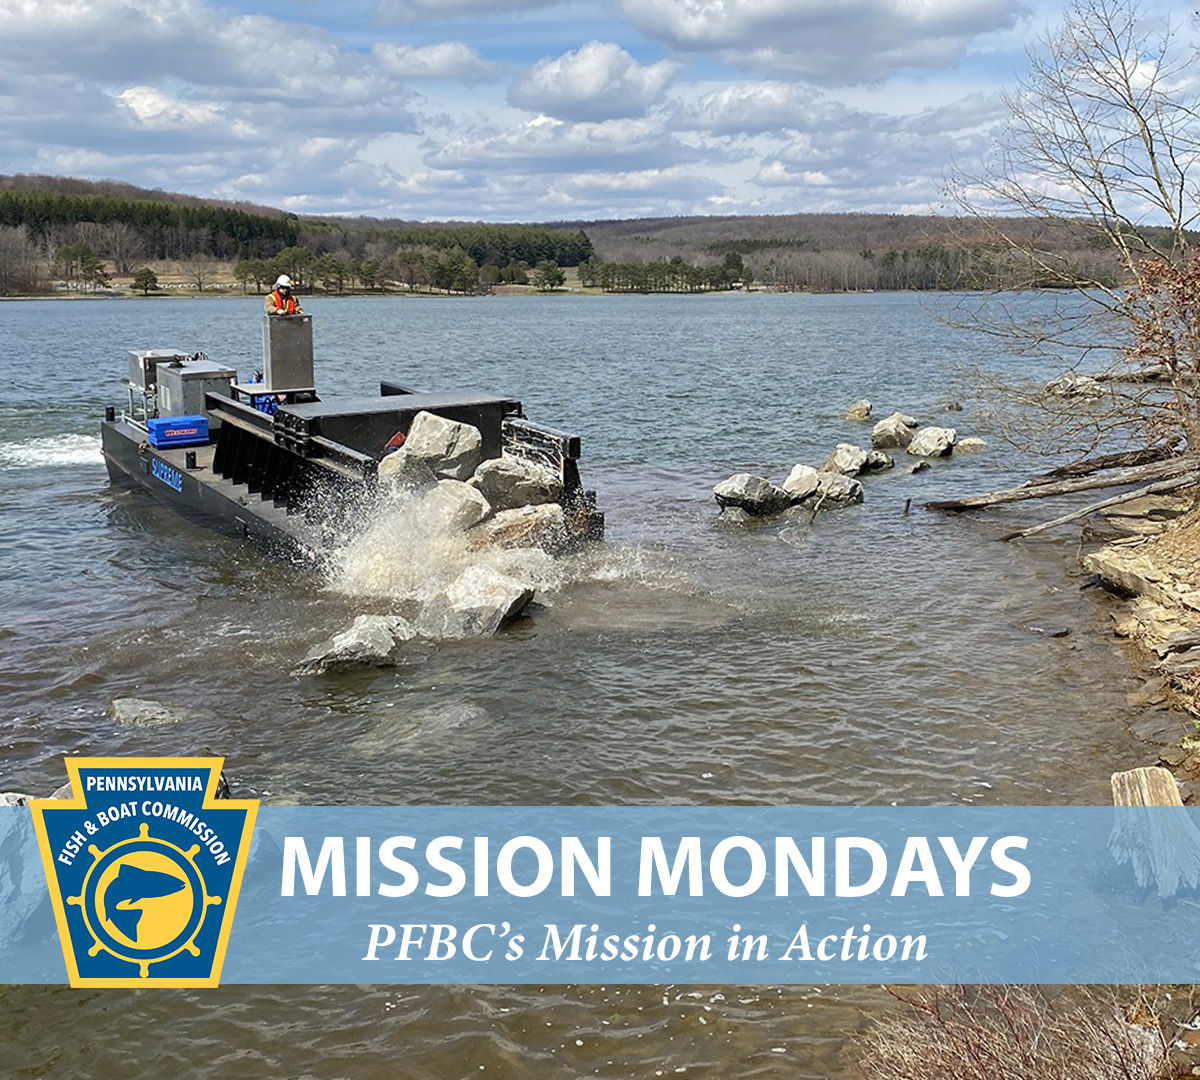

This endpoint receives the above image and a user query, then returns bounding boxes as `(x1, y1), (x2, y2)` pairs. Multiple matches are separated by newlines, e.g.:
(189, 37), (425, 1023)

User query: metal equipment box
(147, 415), (209, 448)
(262, 314), (314, 392)
(128, 349), (187, 390)
(157, 358), (237, 419)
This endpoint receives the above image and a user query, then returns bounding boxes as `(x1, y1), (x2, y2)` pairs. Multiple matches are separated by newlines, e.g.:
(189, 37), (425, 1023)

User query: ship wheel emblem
(67, 823), (222, 978)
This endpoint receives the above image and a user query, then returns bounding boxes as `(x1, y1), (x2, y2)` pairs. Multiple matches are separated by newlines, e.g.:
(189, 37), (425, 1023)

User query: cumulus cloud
(672, 81), (856, 135)
(618, 0), (1026, 84)
(376, 0), (560, 20)
(508, 41), (677, 121)
(374, 42), (497, 81)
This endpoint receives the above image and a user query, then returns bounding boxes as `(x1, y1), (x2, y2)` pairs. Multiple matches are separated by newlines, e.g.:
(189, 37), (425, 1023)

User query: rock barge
(101, 314), (604, 557)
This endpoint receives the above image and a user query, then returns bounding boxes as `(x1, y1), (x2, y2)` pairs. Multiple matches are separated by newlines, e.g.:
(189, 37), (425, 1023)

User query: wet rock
(717, 506), (754, 525)
(812, 471), (864, 507)
(0, 792), (38, 806)
(712, 473), (790, 516)
(1047, 372), (1103, 399)
(821, 443), (869, 476)
(378, 447), (437, 493)
(944, 401), (964, 412)
(956, 436), (988, 452)
(471, 455), (563, 511)
(871, 412), (919, 449)
(293, 614), (416, 676)
(863, 450), (894, 472)
(911, 461), (931, 474)
(906, 426), (957, 457)
(1025, 624), (1071, 637)
(781, 464), (820, 503)
(422, 479), (491, 533)
(422, 565), (535, 637)
(108, 698), (187, 727)
(846, 399), (872, 421)
(403, 411), (482, 481)
(469, 503), (567, 551)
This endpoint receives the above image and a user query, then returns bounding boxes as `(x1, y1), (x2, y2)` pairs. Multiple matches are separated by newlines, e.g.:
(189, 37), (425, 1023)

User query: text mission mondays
(280, 834), (1031, 899)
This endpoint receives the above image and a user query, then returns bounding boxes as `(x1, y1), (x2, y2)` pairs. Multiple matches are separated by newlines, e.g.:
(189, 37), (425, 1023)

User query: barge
(101, 314), (603, 557)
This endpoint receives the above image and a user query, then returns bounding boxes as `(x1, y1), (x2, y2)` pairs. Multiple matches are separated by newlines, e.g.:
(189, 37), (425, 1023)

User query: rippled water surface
(0, 292), (1157, 1077)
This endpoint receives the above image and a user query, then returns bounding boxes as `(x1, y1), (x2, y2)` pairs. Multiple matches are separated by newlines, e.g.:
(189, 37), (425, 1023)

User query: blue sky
(0, 0), (1185, 221)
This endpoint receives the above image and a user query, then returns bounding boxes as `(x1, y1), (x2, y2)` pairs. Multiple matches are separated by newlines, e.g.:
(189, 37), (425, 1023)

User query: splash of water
(0, 434), (103, 469)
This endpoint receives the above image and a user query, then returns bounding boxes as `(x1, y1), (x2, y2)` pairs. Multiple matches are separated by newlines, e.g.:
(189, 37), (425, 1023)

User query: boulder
(108, 698), (186, 727)
(422, 479), (491, 533)
(471, 455), (563, 511)
(813, 471), (864, 507)
(293, 614), (416, 676)
(422, 565), (535, 638)
(944, 401), (964, 412)
(403, 411), (483, 481)
(1046, 372), (1103, 399)
(871, 412), (918, 449)
(781, 463), (820, 502)
(378, 447), (437, 493)
(955, 436), (988, 453)
(863, 449), (894, 472)
(911, 461), (931, 473)
(0, 793), (38, 807)
(712, 473), (790, 516)
(820, 443), (869, 476)
(846, 399), (872, 421)
(906, 426), (957, 457)
(717, 506), (754, 525)
(468, 503), (567, 551)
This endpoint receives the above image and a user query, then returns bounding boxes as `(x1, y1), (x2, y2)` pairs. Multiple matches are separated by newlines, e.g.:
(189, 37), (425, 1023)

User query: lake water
(0, 292), (1156, 1077)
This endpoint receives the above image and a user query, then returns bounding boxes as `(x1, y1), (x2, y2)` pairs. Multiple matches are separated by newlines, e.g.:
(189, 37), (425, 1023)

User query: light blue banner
(5, 806), (1200, 984)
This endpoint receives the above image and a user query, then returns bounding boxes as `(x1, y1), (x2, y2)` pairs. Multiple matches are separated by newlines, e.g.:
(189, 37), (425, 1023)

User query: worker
(265, 274), (304, 315)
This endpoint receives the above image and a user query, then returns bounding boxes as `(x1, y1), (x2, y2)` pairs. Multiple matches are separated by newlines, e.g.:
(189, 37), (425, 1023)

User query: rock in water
(955, 436), (988, 453)
(781, 464), (820, 502)
(712, 473), (790, 516)
(820, 443), (869, 476)
(472, 455), (563, 511)
(403, 411), (482, 481)
(846, 399), (872, 421)
(717, 506), (754, 525)
(378, 447), (437, 492)
(293, 615), (416, 676)
(864, 449), (894, 472)
(469, 503), (567, 551)
(871, 412), (918, 449)
(108, 698), (186, 727)
(0, 793), (38, 806)
(814, 471), (864, 506)
(906, 426), (957, 457)
(1046, 372), (1103, 399)
(423, 565), (535, 637)
(423, 479), (491, 532)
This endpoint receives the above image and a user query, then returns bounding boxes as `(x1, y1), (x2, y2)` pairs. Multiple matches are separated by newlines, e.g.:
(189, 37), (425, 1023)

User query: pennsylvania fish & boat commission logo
(30, 757), (258, 988)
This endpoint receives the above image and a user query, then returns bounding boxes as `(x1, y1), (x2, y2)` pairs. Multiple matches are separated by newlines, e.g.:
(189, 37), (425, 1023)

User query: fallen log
(927, 456), (1200, 511)
(1107, 767), (1200, 898)
(1030, 441), (1181, 484)
(998, 475), (1199, 540)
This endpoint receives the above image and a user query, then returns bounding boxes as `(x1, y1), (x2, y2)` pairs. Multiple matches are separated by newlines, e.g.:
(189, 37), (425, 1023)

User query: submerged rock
(821, 443), (869, 476)
(422, 565), (535, 637)
(423, 479), (491, 532)
(871, 412), (918, 449)
(108, 698), (187, 727)
(906, 426), (957, 457)
(713, 473), (790, 516)
(472, 455), (563, 511)
(469, 503), (567, 551)
(717, 506), (754, 525)
(403, 411), (483, 481)
(293, 614), (416, 676)
(955, 436), (988, 453)
(863, 449), (894, 472)
(781, 463), (820, 502)
(846, 399), (872, 421)
(911, 461), (931, 473)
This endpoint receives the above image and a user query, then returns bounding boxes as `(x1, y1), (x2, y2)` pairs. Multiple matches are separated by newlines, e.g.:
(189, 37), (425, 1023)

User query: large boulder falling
(472, 455), (563, 511)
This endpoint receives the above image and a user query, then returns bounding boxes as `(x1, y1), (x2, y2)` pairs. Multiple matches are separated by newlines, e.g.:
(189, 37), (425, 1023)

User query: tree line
(577, 252), (746, 292)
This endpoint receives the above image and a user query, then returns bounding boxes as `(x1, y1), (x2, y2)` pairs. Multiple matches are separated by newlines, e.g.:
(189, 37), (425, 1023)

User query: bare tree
(949, 0), (1200, 454)
(0, 225), (46, 295)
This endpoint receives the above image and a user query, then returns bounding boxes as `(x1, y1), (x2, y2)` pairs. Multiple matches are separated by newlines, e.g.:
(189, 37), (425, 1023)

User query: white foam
(0, 434), (104, 469)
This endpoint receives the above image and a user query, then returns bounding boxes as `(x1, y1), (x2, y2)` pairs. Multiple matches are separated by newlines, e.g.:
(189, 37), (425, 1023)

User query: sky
(0, 0), (1184, 222)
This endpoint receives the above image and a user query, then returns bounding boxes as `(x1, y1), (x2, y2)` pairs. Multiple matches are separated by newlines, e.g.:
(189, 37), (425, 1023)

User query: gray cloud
(374, 42), (499, 82)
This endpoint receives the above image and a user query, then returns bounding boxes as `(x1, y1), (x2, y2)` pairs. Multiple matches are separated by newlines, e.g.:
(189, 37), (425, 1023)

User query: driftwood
(998, 475), (1199, 541)
(1107, 767), (1200, 898)
(1112, 766), (1184, 807)
(927, 456), (1200, 512)
(1030, 441), (1181, 484)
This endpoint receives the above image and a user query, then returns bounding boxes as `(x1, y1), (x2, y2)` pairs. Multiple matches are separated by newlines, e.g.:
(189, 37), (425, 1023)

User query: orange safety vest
(270, 290), (297, 314)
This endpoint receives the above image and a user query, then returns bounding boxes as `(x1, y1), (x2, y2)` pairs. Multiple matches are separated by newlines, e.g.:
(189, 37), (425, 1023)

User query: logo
(151, 459), (184, 491)
(30, 758), (258, 988)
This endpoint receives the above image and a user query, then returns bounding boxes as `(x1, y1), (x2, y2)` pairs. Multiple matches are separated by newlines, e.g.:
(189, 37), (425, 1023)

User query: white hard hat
(274, 274), (292, 288)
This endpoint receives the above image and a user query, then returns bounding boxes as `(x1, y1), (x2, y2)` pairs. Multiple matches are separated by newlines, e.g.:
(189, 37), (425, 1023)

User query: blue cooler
(147, 415), (209, 448)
